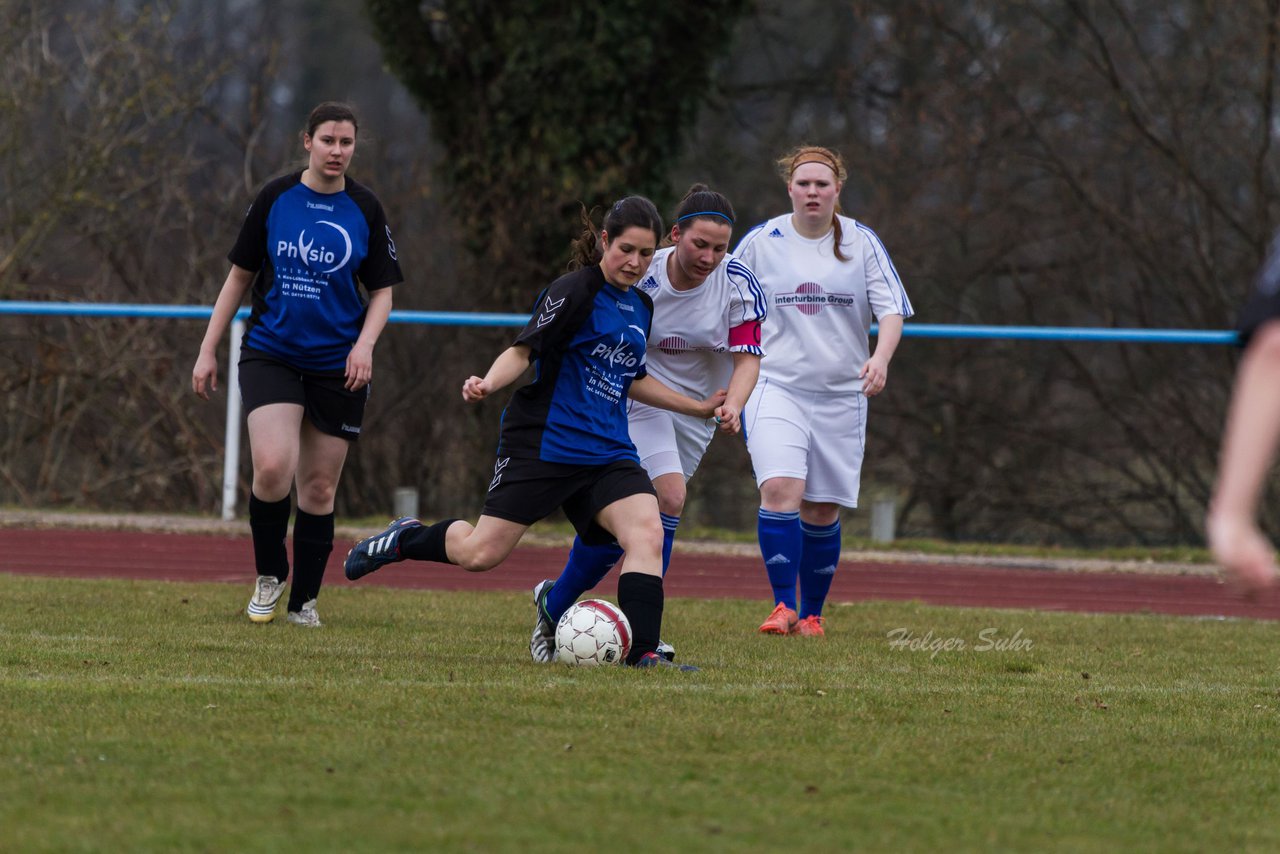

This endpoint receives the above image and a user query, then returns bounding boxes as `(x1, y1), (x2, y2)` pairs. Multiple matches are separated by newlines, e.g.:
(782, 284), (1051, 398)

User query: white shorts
(743, 379), (867, 508)
(626, 399), (717, 481)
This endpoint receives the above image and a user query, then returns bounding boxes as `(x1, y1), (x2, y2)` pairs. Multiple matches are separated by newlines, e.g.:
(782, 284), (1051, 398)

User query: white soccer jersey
(633, 246), (767, 397)
(735, 213), (912, 394)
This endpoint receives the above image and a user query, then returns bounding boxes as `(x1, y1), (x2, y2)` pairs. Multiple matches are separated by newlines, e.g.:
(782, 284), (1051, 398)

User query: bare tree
(669, 0), (1280, 545)
(0, 1), (274, 510)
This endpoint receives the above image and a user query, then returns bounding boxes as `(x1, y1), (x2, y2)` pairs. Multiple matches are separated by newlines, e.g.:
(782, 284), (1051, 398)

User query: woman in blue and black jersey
(529, 185), (762, 665)
(343, 197), (722, 669)
(192, 102), (403, 628)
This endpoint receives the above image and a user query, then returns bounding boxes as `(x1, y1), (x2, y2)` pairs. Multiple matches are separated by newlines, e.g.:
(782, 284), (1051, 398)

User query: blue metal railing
(0, 300), (1243, 521)
(0, 301), (1243, 345)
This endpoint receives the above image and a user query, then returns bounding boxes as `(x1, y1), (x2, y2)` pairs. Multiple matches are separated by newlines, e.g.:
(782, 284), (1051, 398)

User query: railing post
(394, 487), (420, 519)
(220, 319), (244, 521)
(870, 497), (897, 544)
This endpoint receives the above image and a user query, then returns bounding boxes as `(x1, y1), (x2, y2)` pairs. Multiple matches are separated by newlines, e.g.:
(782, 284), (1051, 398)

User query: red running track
(3, 528), (1278, 621)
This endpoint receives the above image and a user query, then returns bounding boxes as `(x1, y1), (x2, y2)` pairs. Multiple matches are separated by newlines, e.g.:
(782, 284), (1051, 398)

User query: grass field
(3, 573), (1279, 852)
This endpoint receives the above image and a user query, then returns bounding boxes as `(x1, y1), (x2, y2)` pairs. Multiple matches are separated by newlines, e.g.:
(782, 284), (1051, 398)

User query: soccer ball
(555, 599), (632, 666)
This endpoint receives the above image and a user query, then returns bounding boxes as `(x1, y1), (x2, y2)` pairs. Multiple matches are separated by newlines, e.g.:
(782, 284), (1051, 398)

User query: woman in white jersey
(528, 185), (766, 663)
(734, 145), (913, 637)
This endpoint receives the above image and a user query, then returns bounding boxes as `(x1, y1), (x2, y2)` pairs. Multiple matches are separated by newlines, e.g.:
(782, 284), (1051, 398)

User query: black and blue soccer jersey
(228, 171), (403, 372)
(499, 264), (655, 465)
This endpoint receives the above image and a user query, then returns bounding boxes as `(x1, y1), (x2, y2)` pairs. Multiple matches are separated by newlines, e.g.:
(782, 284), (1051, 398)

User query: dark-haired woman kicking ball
(528, 184), (767, 663)
(344, 196), (718, 669)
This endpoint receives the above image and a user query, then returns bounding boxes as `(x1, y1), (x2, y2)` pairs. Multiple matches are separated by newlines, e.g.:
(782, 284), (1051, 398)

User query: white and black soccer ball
(554, 599), (632, 666)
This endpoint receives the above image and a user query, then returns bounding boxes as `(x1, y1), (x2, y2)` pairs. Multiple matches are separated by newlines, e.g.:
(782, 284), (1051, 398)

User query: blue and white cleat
(344, 517), (421, 580)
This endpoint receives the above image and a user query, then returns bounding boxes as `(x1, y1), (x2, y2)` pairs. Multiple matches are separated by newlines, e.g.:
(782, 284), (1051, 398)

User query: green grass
(2, 574), (1279, 852)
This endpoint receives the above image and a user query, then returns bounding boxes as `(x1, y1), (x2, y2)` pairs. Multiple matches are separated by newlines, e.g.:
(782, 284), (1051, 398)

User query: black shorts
(238, 348), (369, 441)
(481, 456), (657, 545)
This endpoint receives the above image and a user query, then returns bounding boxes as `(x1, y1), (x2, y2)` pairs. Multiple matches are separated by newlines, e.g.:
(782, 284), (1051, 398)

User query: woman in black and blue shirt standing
(192, 102), (403, 627)
(344, 197), (719, 669)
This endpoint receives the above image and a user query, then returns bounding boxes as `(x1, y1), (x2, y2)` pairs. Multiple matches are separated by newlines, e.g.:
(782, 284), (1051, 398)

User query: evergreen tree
(364, 0), (750, 307)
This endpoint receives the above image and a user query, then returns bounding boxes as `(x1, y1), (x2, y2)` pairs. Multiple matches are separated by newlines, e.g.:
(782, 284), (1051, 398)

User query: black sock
(289, 509), (333, 611)
(398, 519), (462, 564)
(618, 572), (663, 665)
(249, 493), (291, 582)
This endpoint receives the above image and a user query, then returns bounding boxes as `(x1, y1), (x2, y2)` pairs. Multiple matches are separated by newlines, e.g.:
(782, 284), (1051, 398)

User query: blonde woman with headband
(734, 145), (914, 637)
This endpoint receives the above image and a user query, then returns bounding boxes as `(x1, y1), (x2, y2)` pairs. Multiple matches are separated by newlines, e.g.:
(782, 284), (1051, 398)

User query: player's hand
(462, 375), (490, 402)
(713, 405), (740, 434)
(860, 354), (889, 396)
(345, 342), (374, 391)
(697, 388), (728, 418)
(192, 352), (218, 400)
(1207, 511), (1277, 598)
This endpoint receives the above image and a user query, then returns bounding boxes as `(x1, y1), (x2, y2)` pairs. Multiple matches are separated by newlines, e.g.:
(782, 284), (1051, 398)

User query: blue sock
(757, 509), (801, 610)
(544, 536), (623, 623)
(660, 513), (680, 577)
(799, 520), (841, 619)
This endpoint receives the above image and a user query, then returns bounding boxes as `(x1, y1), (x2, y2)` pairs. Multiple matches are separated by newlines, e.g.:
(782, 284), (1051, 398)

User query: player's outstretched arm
(629, 375), (726, 418)
(463, 344), (533, 402)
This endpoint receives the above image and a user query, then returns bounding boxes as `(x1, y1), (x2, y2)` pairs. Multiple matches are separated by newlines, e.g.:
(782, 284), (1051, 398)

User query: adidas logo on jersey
(768, 228), (784, 238)
(765, 553), (791, 565)
(638, 275), (658, 290)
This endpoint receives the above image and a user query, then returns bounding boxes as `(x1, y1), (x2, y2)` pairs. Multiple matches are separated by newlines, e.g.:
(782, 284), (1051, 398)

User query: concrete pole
(220, 318), (244, 521)
(393, 487), (420, 519)
(870, 497), (897, 544)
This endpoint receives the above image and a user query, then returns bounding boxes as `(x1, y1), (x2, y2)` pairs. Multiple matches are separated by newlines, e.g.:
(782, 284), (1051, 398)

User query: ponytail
(568, 196), (663, 270)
